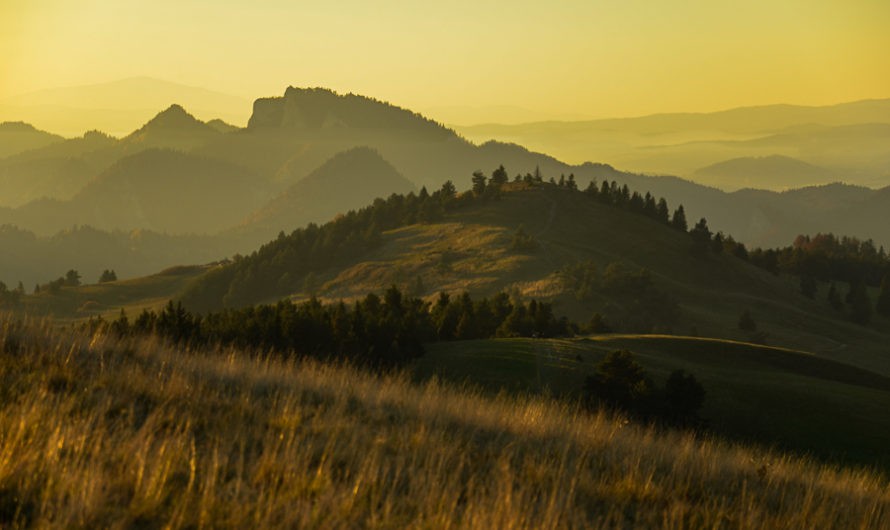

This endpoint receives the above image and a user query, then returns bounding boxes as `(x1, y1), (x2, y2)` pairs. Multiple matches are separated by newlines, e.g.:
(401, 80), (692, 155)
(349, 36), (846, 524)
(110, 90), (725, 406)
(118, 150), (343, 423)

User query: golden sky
(1, 0), (889, 123)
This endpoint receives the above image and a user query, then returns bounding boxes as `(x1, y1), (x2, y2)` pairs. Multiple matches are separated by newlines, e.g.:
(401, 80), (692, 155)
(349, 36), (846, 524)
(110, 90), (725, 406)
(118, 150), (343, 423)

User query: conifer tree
(471, 171), (487, 196)
(671, 205), (688, 231)
(64, 270), (81, 287)
(689, 218), (712, 254)
(566, 173), (578, 190)
(656, 198), (670, 224)
(490, 165), (508, 186)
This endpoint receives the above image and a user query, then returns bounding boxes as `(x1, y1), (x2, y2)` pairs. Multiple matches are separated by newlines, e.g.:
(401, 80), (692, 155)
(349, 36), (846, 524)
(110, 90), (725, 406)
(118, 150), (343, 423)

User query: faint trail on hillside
(516, 193), (560, 299)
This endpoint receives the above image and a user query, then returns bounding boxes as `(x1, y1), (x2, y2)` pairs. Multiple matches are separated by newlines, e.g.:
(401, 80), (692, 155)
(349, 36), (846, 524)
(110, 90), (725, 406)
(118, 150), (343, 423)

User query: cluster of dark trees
(429, 291), (571, 340)
(34, 269), (82, 294)
(513, 168), (753, 262)
(749, 234), (888, 286)
(559, 261), (680, 332)
(582, 179), (684, 230)
(584, 350), (706, 428)
(748, 234), (890, 325)
(102, 286), (574, 368)
(27, 268), (116, 295)
(0, 281), (26, 308)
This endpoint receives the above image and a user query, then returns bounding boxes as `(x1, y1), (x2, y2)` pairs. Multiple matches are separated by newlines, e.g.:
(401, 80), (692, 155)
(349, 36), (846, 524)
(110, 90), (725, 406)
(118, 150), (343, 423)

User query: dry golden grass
(0, 315), (888, 529)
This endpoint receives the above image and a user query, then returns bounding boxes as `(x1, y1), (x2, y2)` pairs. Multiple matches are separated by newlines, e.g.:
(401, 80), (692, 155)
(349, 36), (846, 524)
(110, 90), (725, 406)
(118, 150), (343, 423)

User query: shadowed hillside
(0, 106), (233, 209)
(0, 121), (63, 158)
(694, 155), (836, 190)
(0, 224), (233, 290)
(121, 104), (222, 151)
(240, 146), (416, 240)
(5, 149), (269, 235)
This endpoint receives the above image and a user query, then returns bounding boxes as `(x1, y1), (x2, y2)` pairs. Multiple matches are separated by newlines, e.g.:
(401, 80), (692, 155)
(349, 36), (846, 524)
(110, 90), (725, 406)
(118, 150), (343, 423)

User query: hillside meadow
(1, 315), (888, 528)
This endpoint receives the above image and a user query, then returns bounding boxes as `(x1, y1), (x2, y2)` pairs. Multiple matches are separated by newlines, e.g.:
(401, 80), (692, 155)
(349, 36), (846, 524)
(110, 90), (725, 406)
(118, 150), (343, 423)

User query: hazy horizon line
(3, 76), (890, 131)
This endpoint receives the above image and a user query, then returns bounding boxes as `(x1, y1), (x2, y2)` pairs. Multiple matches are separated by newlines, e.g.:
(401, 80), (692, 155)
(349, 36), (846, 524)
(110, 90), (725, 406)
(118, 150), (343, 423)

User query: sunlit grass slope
(0, 317), (888, 528)
(417, 335), (890, 469)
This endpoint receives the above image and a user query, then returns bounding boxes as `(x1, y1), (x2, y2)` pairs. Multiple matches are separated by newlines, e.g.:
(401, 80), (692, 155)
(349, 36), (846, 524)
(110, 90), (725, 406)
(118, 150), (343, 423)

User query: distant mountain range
(457, 99), (890, 190)
(693, 155), (836, 190)
(0, 87), (888, 287)
(0, 77), (250, 136)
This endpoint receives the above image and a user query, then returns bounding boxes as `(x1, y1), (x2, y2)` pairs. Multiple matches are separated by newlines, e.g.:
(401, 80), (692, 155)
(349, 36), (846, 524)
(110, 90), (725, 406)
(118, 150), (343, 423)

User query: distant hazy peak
(275, 146), (409, 187)
(303, 146), (403, 177)
(247, 86), (454, 138)
(116, 104), (222, 146)
(242, 145), (415, 232)
(0, 121), (42, 132)
(151, 104), (192, 123)
(697, 154), (826, 171)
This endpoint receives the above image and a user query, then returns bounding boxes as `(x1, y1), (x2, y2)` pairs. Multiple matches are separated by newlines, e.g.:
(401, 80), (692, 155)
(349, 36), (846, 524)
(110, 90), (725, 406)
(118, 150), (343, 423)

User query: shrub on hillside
(584, 350), (706, 427)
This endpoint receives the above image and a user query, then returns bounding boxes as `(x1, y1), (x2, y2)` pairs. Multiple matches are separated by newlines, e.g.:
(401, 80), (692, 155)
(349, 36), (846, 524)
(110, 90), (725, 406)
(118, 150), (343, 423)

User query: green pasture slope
(416, 334), (890, 470)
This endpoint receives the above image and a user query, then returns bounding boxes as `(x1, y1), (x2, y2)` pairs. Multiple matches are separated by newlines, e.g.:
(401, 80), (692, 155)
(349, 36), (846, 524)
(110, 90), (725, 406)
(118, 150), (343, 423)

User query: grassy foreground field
(418, 335), (890, 469)
(1, 317), (888, 528)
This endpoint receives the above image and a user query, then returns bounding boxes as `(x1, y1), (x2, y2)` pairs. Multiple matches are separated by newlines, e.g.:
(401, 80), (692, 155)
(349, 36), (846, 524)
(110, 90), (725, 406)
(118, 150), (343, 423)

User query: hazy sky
(2, 0), (889, 122)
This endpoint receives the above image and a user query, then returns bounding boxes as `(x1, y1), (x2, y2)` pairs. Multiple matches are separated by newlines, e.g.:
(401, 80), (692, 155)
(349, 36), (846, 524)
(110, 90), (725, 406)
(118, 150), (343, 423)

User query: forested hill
(179, 173), (890, 375)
